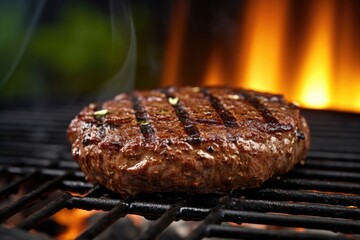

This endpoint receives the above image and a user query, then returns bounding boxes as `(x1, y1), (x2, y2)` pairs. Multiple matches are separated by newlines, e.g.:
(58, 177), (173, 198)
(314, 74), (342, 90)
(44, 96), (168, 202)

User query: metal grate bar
(61, 180), (94, 193)
(205, 225), (352, 240)
(0, 158), (76, 169)
(231, 199), (360, 219)
(245, 188), (360, 206)
(223, 210), (360, 234)
(0, 173), (70, 223)
(0, 172), (36, 201)
(16, 193), (71, 231)
(290, 168), (360, 182)
(185, 196), (231, 240)
(307, 151), (360, 161)
(302, 159), (360, 171)
(76, 202), (129, 240)
(2, 166), (84, 178)
(270, 178), (360, 193)
(70, 197), (122, 211)
(136, 203), (182, 240)
(0, 142), (67, 152)
(0, 157), (56, 167)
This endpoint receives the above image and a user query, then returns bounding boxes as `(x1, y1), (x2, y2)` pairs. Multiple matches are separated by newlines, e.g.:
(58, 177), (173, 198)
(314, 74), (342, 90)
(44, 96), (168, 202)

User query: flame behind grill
(161, 0), (360, 113)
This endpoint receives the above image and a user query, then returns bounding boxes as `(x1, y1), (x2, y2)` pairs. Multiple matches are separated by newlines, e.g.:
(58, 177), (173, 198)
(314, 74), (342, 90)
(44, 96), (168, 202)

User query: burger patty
(67, 86), (310, 195)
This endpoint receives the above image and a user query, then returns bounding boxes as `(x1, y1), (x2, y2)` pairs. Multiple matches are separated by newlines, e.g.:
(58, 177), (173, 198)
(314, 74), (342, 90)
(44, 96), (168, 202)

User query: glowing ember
(127, 214), (144, 228)
(53, 209), (99, 240)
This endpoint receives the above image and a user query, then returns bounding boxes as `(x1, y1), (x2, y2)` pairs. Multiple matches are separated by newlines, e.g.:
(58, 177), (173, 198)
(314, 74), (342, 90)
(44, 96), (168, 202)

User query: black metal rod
(302, 160), (360, 171)
(307, 151), (360, 161)
(76, 202), (129, 240)
(223, 210), (360, 234)
(231, 199), (360, 219)
(270, 178), (360, 193)
(245, 188), (360, 206)
(70, 197), (121, 211)
(61, 180), (94, 193)
(290, 168), (360, 182)
(70, 197), (172, 218)
(205, 224), (352, 240)
(0, 172), (36, 201)
(136, 203), (181, 240)
(16, 193), (71, 231)
(1, 165), (84, 179)
(185, 196), (231, 240)
(0, 173), (70, 223)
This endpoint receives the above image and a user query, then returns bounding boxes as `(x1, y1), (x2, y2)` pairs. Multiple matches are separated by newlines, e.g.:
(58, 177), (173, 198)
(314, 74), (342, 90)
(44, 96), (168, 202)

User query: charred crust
(228, 136), (237, 143)
(264, 122), (294, 132)
(187, 136), (201, 144)
(99, 141), (123, 151)
(99, 127), (106, 139)
(207, 146), (214, 153)
(296, 129), (305, 140)
(82, 134), (100, 145)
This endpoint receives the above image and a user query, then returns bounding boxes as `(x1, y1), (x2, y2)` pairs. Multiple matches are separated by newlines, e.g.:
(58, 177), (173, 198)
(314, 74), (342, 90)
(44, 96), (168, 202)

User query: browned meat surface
(67, 86), (310, 195)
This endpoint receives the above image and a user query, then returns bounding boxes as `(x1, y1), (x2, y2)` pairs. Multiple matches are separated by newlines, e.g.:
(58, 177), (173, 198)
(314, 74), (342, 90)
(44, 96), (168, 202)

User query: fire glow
(161, 0), (360, 113)
(53, 209), (98, 240)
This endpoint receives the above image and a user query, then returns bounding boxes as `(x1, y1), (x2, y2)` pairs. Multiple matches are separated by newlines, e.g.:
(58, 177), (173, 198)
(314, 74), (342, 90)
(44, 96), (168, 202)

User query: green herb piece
(160, 108), (168, 113)
(168, 97), (179, 105)
(139, 120), (150, 126)
(93, 109), (108, 120)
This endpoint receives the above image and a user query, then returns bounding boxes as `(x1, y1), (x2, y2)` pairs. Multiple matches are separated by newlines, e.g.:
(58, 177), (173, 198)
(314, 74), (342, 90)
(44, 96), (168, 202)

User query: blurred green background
(0, 0), (170, 101)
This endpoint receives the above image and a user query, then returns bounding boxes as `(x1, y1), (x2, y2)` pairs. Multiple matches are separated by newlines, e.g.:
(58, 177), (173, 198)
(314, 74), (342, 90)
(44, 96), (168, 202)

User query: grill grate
(0, 103), (360, 239)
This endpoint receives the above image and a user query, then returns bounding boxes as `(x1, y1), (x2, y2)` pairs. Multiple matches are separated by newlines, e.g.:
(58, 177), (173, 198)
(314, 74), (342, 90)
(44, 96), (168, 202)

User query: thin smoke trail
(97, 0), (136, 101)
(0, 0), (46, 89)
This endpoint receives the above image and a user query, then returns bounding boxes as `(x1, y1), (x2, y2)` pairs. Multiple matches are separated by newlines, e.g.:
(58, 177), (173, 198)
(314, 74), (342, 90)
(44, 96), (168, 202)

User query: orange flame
(204, 47), (223, 86)
(162, 0), (360, 112)
(236, 0), (288, 93)
(334, 0), (360, 111)
(161, 0), (189, 86)
(295, 0), (334, 109)
(53, 209), (99, 240)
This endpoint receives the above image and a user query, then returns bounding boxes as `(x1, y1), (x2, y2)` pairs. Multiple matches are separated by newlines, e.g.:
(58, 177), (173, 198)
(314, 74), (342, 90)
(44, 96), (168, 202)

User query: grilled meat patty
(67, 86), (310, 195)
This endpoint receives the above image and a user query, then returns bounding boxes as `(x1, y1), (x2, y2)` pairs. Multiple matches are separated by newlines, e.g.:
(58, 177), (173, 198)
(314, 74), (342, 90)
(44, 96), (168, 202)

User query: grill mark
(201, 88), (239, 128)
(194, 118), (223, 125)
(236, 90), (293, 132)
(162, 88), (201, 143)
(130, 93), (156, 141)
(241, 92), (279, 124)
